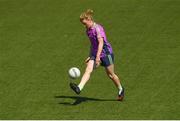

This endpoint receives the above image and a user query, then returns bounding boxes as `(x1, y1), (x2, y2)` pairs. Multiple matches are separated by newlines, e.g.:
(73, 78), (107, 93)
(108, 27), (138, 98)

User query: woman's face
(81, 19), (93, 29)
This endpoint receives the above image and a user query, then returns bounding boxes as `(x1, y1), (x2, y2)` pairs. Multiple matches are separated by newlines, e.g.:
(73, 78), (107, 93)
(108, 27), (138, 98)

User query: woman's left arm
(96, 37), (104, 67)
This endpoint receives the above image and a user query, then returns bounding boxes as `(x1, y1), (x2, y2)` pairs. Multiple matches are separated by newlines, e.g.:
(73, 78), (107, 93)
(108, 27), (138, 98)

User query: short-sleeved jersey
(86, 22), (113, 58)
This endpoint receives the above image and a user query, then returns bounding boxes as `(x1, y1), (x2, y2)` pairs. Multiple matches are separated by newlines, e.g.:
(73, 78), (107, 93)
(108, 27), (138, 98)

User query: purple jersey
(86, 23), (113, 58)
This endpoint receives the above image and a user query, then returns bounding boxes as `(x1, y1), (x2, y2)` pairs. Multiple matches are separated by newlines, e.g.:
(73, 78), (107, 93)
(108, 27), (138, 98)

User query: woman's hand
(95, 56), (101, 67)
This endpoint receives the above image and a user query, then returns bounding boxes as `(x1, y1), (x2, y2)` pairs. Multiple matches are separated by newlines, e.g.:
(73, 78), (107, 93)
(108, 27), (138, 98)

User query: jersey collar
(89, 22), (96, 30)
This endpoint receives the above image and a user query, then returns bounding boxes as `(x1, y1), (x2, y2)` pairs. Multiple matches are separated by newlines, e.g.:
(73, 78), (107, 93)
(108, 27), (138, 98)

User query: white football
(68, 67), (81, 79)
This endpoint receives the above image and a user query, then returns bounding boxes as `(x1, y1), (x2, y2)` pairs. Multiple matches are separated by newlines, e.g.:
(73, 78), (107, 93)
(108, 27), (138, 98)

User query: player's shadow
(55, 95), (117, 106)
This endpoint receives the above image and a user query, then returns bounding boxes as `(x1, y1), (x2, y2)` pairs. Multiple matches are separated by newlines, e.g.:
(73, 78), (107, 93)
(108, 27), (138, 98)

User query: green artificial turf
(0, 0), (180, 119)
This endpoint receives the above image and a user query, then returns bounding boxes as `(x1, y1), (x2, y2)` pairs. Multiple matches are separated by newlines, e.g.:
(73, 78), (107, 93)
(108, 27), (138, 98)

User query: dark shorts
(90, 53), (114, 68)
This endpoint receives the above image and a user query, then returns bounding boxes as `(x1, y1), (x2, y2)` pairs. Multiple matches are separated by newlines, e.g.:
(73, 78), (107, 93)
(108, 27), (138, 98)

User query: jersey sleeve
(95, 25), (105, 39)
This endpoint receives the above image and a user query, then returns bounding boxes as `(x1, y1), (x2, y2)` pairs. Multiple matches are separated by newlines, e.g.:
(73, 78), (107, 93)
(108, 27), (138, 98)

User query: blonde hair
(80, 9), (94, 22)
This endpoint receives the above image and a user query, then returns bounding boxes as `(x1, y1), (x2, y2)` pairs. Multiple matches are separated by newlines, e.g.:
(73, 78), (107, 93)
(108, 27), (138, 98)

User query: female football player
(70, 9), (124, 101)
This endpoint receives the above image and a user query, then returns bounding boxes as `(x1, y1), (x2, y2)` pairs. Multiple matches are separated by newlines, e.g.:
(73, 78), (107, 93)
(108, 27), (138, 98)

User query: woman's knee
(85, 66), (93, 74)
(107, 73), (118, 80)
(85, 61), (94, 74)
(108, 74), (113, 79)
(107, 72), (113, 79)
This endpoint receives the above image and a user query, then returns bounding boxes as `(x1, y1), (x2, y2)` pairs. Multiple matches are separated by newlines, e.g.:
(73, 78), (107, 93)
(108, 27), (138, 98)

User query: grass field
(0, 0), (180, 119)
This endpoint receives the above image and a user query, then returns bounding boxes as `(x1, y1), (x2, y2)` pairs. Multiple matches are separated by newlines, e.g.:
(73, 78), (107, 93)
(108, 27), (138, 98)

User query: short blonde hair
(80, 9), (94, 22)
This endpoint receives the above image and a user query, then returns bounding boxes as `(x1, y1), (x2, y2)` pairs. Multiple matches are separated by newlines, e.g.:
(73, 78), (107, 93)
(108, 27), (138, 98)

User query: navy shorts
(90, 53), (114, 68)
